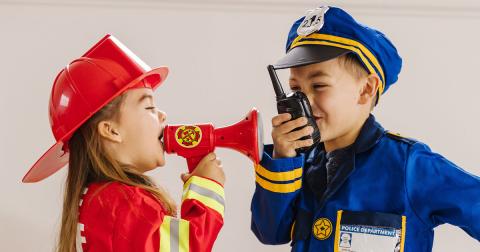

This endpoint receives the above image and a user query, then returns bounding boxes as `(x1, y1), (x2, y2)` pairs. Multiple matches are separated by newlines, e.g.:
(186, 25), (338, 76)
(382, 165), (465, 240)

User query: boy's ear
(97, 120), (122, 143)
(358, 73), (380, 105)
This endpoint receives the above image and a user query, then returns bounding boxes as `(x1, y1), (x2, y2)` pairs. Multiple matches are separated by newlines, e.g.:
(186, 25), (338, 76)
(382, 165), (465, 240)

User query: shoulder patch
(386, 131), (418, 145)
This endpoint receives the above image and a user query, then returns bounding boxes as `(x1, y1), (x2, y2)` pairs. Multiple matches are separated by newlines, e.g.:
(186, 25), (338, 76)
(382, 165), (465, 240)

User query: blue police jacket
(251, 114), (480, 252)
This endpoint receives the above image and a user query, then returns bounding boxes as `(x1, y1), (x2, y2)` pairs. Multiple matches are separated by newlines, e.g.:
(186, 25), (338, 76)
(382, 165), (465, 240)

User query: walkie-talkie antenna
(267, 65), (286, 100)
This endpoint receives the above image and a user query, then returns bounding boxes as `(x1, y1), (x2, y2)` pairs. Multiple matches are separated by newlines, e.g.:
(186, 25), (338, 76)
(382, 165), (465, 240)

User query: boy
(251, 6), (480, 252)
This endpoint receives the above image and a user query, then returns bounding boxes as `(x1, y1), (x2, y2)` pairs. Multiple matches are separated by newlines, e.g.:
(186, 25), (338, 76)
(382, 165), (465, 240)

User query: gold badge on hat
(297, 6), (329, 36)
(312, 217), (333, 240)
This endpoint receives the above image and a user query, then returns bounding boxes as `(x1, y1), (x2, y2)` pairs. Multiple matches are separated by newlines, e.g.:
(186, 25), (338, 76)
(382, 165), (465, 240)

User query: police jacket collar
(305, 114), (386, 204)
(352, 114), (385, 154)
(306, 113), (385, 159)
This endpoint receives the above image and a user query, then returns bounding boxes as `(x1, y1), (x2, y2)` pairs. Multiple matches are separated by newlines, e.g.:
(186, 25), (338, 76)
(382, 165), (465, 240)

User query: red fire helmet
(22, 34), (169, 183)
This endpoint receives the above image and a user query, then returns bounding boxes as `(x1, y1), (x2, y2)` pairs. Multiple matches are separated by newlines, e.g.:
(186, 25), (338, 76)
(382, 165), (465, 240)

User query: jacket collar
(306, 113), (385, 160)
(304, 114), (386, 205)
(352, 114), (385, 154)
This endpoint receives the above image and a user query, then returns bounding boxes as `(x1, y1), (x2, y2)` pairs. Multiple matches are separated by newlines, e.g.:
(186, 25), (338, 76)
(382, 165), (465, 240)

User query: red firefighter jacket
(76, 176), (225, 252)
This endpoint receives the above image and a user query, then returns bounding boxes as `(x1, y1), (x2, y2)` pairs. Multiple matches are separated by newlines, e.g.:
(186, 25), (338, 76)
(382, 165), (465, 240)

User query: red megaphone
(163, 108), (264, 172)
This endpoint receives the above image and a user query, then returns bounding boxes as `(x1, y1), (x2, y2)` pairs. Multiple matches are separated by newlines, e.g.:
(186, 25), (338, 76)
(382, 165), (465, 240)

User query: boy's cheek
(317, 120), (330, 140)
(312, 91), (335, 108)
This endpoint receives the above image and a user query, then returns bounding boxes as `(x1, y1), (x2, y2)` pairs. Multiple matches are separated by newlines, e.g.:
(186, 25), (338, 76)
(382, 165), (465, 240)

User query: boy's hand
(272, 113), (314, 158)
(181, 152), (225, 186)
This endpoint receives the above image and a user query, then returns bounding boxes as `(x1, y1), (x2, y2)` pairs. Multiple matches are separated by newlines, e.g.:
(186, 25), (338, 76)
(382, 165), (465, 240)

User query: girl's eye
(146, 106), (156, 111)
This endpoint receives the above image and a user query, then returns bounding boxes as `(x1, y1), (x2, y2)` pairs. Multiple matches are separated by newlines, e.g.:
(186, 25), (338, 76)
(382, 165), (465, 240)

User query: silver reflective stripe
(76, 223), (85, 252)
(170, 218), (179, 252)
(187, 183), (225, 206)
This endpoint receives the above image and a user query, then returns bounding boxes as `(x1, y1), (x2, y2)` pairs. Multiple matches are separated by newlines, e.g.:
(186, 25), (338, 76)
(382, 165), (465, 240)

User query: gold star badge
(312, 218), (333, 240)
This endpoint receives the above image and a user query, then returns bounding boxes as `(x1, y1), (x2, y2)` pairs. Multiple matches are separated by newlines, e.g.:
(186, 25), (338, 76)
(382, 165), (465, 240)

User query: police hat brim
(274, 45), (350, 69)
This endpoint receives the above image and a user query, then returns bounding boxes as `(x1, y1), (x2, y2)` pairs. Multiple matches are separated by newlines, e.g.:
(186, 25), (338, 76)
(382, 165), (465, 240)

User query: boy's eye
(313, 84), (327, 89)
(146, 106), (156, 111)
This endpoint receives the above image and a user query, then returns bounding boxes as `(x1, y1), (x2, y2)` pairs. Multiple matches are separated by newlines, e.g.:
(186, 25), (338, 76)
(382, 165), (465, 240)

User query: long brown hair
(57, 94), (177, 252)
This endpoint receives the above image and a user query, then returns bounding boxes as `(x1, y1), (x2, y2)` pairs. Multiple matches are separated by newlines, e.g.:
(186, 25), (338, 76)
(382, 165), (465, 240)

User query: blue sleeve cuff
(254, 145), (304, 194)
(260, 144), (305, 172)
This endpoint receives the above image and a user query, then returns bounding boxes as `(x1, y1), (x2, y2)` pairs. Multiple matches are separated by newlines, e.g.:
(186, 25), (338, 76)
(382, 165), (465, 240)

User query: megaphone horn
(214, 108), (264, 164)
(163, 108), (264, 172)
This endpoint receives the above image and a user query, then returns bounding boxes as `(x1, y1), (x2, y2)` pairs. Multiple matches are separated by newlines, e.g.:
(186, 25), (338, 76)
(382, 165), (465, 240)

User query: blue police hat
(275, 6), (402, 96)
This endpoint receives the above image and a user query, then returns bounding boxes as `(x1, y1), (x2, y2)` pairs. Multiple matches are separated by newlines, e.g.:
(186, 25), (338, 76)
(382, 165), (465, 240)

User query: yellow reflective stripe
(255, 174), (301, 193)
(178, 219), (190, 252)
(182, 176), (225, 217)
(183, 176), (224, 198)
(291, 34), (385, 96)
(333, 210), (343, 252)
(400, 216), (406, 252)
(255, 164), (302, 182)
(183, 190), (225, 218)
(159, 216), (190, 252)
(159, 216), (171, 252)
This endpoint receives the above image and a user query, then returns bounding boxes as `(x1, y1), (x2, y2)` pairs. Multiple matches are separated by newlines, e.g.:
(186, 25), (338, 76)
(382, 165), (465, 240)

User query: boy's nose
(305, 92), (316, 108)
(304, 92), (321, 114)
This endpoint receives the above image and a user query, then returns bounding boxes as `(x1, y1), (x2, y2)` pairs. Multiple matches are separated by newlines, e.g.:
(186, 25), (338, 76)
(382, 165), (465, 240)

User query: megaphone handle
(186, 156), (204, 173)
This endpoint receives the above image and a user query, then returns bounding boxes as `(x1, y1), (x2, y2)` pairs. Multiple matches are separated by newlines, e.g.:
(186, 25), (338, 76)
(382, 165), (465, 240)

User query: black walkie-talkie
(267, 65), (320, 153)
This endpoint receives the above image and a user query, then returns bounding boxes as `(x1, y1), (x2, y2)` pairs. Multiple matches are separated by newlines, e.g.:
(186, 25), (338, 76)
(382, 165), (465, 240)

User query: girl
(22, 35), (226, 252)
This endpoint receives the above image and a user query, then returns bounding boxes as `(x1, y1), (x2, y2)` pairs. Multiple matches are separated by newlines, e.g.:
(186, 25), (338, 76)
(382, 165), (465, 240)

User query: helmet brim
(22, 66), (168, 183)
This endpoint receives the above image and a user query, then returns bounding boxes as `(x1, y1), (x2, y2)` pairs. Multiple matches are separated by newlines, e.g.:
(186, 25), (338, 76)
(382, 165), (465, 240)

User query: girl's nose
(158, 110), (167, 123)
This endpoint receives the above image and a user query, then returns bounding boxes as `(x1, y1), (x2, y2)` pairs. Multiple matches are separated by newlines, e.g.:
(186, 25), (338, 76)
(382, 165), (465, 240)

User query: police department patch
(175, 125), (202, 148)
(297, 6), (329, 36)
(312, 217), (333, 240)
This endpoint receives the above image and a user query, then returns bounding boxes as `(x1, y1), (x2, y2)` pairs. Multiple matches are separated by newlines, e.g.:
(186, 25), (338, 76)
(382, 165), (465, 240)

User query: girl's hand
(180, 152), (225, 186)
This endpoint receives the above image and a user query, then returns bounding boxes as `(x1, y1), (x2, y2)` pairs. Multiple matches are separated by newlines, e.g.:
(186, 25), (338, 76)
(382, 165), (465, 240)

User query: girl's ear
(358, 73), (380, 105)
(97, 120), (122, 143)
